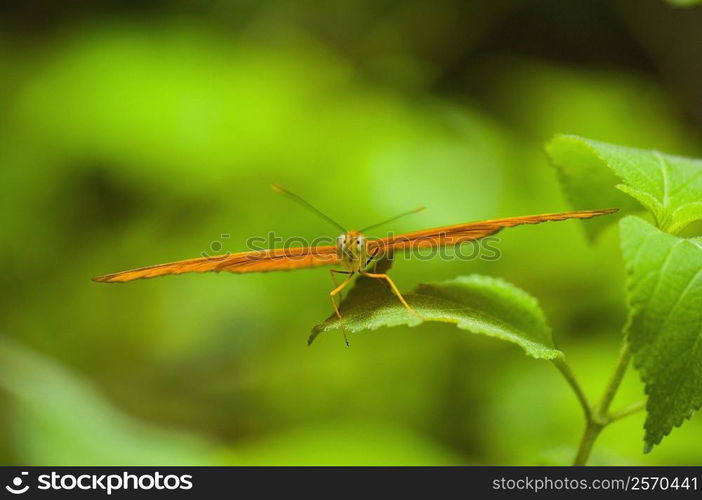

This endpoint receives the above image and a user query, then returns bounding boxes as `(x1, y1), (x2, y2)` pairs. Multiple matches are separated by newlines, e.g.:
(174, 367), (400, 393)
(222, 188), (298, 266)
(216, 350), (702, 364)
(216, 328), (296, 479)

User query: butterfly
(93, 185), (617, 344)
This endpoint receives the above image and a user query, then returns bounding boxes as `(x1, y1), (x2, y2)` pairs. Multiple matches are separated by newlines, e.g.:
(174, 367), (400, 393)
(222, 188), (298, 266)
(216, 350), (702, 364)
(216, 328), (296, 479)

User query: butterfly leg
(364, 247), (382, 273)
(360, 271), (424, 321)
(329, 269), (354, 346)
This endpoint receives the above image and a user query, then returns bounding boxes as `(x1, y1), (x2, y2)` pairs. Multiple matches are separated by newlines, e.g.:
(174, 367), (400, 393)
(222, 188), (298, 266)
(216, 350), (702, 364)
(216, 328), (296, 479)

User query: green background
(1, 0), (701, 465)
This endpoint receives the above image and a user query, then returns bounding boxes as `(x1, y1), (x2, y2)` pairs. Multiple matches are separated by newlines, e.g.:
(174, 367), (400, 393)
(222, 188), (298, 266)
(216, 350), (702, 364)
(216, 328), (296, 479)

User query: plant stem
(573, 420), (604, 466)
(553, 357), (593, 421)
(607, 400), (645, 423)
(598, 341), (632, 415)
(572, 340), (633, 465)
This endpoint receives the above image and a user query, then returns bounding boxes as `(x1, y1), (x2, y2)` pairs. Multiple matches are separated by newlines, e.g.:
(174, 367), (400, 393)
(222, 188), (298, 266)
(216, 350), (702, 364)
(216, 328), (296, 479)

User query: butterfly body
(337, 230), (370, 272)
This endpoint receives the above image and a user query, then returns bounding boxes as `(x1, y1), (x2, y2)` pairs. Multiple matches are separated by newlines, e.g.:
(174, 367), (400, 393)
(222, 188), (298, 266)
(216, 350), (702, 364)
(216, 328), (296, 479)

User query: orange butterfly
(93, 185), (617, 344)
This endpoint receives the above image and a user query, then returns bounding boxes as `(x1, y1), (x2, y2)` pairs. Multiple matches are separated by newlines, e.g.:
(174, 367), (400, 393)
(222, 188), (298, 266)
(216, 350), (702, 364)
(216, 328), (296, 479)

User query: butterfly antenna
(361, 206), (427, 232)
(272, 184), (347, 232)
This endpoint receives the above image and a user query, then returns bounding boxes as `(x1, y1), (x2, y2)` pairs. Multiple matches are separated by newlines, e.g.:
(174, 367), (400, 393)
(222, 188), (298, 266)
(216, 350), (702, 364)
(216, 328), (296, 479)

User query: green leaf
(546, 134), (702, 235)
(620, 216), (702, 451)
(310, 260), (562, 360)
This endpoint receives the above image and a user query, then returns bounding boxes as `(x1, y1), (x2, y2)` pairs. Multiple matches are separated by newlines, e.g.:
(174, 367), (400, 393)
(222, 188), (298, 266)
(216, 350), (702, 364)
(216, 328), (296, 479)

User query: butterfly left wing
(367, 208), (618, 253)
(92, 245), (340, 283)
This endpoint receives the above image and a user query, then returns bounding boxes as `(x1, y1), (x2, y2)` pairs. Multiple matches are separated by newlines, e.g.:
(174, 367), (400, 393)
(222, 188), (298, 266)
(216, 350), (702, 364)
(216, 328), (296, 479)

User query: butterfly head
(337, 230), (368, 271)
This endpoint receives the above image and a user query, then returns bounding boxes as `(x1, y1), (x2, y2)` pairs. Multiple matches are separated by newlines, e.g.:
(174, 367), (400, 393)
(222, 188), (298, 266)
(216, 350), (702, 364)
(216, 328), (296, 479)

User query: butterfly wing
(92, 245), (340, 283)
(368, 208), (617, 253)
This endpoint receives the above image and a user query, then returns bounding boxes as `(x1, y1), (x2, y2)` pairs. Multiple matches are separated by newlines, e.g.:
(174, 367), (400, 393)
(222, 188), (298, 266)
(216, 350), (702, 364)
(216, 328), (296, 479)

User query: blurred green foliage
(1, 0), (701, 465)
(666, 0), (702, 6)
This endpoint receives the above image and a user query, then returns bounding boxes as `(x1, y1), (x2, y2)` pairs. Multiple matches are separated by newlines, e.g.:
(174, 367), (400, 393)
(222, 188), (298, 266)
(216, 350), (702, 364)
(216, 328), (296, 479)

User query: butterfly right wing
(368, 209), (618, 254)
